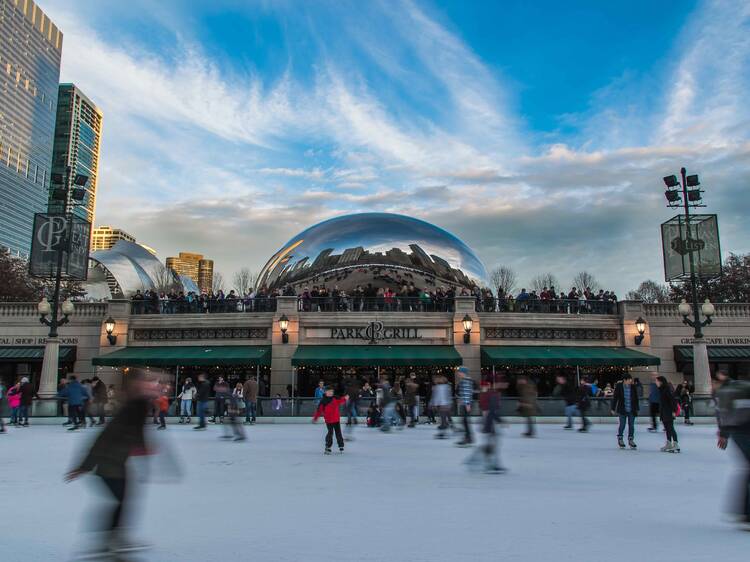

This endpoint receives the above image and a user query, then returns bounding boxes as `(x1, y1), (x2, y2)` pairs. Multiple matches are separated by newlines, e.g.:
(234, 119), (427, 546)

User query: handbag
(237, 399), (246, 410)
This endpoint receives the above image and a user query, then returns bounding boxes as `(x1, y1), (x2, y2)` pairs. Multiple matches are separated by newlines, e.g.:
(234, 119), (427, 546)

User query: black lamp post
(663, 167), (714, 393)
(37, 167), (89, 399)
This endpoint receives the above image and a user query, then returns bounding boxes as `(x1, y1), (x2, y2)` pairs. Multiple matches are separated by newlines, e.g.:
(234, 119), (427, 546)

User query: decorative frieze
(484, 327), (618, 341)
(133, 327), (268, 341)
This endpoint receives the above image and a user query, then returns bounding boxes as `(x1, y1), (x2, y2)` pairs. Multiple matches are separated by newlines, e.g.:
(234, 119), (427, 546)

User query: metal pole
(681, 167), (703, 339)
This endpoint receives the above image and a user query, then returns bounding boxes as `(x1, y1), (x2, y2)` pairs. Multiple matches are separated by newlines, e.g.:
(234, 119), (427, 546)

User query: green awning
(92, 346), (271, 367)
(675, 345), (750, 363)
(292, 345), (463, 367)
(481, 346), (660, 367)
(0, 346), (75, 363)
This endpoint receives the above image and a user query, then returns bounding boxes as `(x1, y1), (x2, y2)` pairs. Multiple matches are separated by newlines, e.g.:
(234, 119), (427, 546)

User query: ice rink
(1, 421), (747, 561)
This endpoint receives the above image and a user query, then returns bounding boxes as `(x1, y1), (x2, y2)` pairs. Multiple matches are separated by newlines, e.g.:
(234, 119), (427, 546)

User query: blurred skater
(456, 367), (475, 446)
(221, 386), (246, 442)
(312, 386), (348, 454)
(194, 373), (211, 430)
(517, 375), (537, 437)
(431, 375), (452, 439)
(465, 378), (506, 474)
(58, 375), (87, 431)
(211, 376), (230, 424)
(647, 374), (661, 432)
(65, 370), (156, 558)
(716, 371), (750, 529)
(405, 373), (420, 427)
(154, 388), (168, 430)
(379, 376), (402, 432)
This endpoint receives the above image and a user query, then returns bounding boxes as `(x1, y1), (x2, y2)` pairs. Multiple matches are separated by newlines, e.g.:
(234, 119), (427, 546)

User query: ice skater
(656, 376), (680, 452)
(177, 378), (195, 424)
(220, 387), (246, 442)
(379, 376), (402, 432)
(610, 374), (638, 449)
(716, 371), (750, 529)
(464, 378), (506, 474)
(65, 369), (156, 559)
(431, 375), (452, 439)
(455, 367), (475, 446)
(312, 386), (348, 454)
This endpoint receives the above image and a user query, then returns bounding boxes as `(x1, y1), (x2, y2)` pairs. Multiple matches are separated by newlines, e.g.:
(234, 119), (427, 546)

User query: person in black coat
(656, 376), (680, 452)
(65, 370), (154, 556)
(194, 373), (211, 430)
(610, 374), (640, 449)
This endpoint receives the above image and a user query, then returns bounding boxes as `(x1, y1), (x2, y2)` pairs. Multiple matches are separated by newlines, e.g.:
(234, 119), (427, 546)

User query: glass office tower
(0, 0), (63, 257)
(48, 84), (103, 224)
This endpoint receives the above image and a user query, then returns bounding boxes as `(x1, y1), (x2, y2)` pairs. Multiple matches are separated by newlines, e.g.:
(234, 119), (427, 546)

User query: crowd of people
(128, 282), (620, 315)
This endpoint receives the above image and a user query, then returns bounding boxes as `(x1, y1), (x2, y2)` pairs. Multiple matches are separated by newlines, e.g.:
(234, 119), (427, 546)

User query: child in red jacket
(312, 387), (348, 454)
(154, 393), (169, 430)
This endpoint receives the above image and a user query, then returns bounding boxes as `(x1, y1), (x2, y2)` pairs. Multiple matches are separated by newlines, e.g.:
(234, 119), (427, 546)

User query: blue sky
(43, 0), (750, 293)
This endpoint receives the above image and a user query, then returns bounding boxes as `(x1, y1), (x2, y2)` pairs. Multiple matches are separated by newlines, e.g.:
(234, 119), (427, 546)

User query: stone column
(34, 337), (60, 416)
(271, 296), (298, 395)
(453, 296), (481, 376)
(692, 338), (712, 395)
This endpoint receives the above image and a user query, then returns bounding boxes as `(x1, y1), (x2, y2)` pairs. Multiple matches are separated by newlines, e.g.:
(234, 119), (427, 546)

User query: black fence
(130, 298), (277, 315)
(298, 297), (455, 313)
(478, 298), (617, 315)
(11, 396), (717, 419)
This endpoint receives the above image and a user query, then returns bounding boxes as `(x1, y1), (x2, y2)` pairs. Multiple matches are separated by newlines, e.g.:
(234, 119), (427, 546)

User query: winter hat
(20, 376), (29, 383)
(456, 367), (469, 375)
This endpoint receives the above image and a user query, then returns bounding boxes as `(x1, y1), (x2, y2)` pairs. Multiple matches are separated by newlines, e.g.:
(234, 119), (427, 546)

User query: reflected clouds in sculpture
(258, 213), (489, 292)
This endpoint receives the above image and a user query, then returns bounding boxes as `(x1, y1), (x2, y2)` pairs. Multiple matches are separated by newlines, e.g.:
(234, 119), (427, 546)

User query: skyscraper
(91, 225), (136, 251)
(166, 252), (214, 293)
(48, 84), (103, 224)
(0, 0), (63, 257)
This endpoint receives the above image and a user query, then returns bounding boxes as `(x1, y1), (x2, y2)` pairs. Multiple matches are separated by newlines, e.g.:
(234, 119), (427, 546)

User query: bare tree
(150, 264), (179, 294)
(529, 273), (559, 293)
(212, 272), (225, 294)
(572, 271), (601, 293)
(233, 268), (259, 295)
(489, 265), (517, 297)
(626, 280), (669, 303)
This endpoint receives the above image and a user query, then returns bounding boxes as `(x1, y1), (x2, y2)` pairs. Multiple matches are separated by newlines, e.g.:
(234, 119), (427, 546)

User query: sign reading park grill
(330, 321), (422, 344)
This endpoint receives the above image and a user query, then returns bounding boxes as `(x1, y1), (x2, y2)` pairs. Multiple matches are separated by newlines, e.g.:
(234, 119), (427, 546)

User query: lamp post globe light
(37, 167), (89, 405)
(663, 167), (713, 394)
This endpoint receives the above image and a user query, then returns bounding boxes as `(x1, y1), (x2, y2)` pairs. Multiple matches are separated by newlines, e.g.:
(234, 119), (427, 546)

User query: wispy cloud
(40, 0), (750, 293)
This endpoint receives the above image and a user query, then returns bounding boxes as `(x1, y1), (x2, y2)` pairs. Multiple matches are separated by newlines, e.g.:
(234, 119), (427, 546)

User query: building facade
(0, 0), (62, 257)
(1, 298), (748, 412)
(91, 225), (136, 251)
(166, 252), (213, 293)
(47, 84), (103, 224)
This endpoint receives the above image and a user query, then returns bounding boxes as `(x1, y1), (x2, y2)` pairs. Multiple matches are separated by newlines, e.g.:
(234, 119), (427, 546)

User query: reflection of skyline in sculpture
(258, 213), (489, 292)
(85, 240), (198, 299)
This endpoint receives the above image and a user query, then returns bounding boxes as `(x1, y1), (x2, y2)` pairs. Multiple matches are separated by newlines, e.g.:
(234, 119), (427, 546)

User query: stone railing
(0, 301), (109, 318)
(643, 302), (750, 318)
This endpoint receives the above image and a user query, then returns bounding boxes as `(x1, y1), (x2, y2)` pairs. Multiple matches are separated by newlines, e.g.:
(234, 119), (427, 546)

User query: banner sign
(661, 214), (721, 282)
(29, 214), (91, 280)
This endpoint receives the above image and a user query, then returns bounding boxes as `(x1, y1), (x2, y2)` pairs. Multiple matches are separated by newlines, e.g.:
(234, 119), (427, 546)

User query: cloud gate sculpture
(257, 213), (489, 292)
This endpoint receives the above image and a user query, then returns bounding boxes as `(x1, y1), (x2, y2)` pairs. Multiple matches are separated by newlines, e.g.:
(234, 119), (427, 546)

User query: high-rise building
(0, 0), (63, 257)
(91, 225), (136, 251)
(47, 84), (103, 224)
(166, 252), (214, 293)
(198, 259), (214, 293)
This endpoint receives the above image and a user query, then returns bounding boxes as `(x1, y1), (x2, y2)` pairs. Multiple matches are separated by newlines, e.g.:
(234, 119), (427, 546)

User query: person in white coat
(177, 378), (196, 424)
(430, 375), (452, 439)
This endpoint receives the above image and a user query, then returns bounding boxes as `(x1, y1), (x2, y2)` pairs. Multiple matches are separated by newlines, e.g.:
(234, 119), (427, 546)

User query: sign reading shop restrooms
(306, 321), (446, 344)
